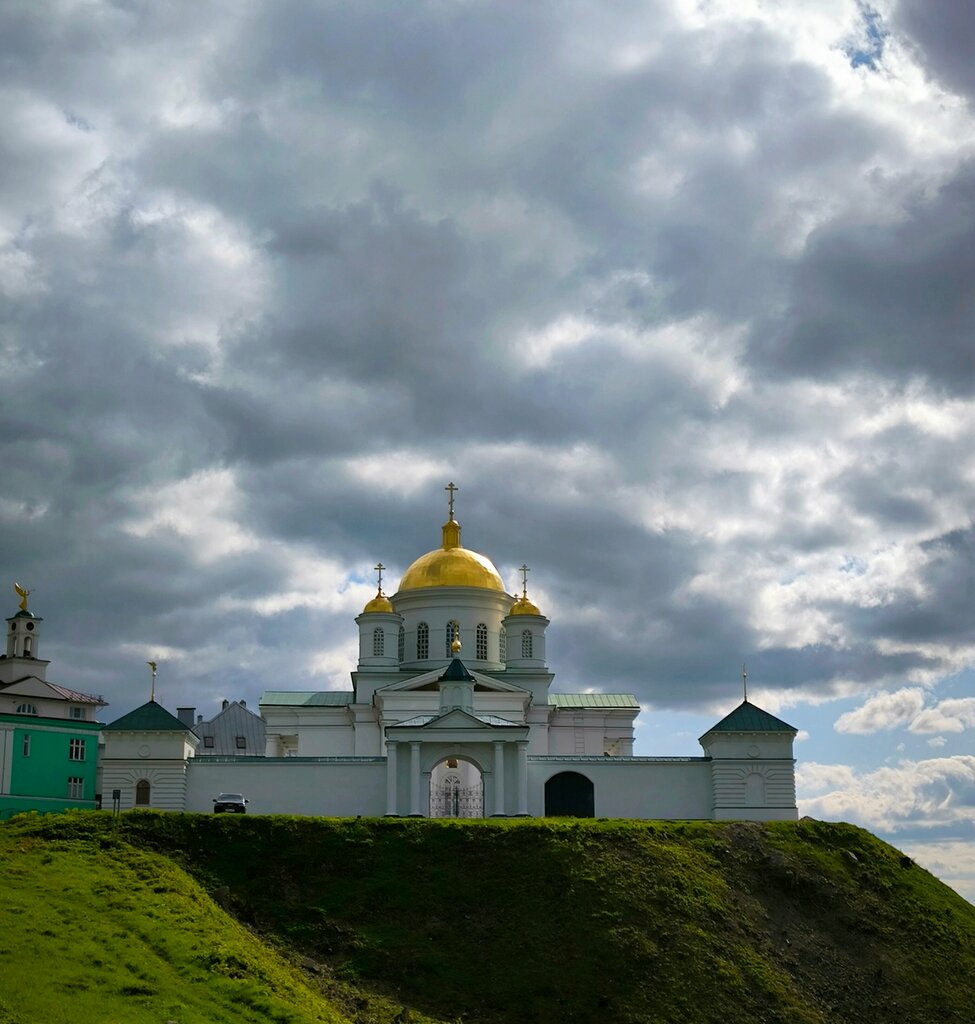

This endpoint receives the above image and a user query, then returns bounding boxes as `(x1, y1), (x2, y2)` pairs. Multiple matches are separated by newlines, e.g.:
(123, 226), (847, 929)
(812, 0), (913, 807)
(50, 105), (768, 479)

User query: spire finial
(519, 564), (530, 599)
(742, 662), (748, 703)
(445, 481), (458, 521)
(13, 582), (31, 612)
(148, 660), (158, 702)
(374, 562), (386, 595)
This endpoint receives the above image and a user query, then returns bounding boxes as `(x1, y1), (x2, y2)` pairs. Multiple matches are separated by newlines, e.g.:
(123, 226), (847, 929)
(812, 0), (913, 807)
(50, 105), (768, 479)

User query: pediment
(391, 707), (522, 732)
(379, 667), (529, 696)
(1, 677), (56, 698)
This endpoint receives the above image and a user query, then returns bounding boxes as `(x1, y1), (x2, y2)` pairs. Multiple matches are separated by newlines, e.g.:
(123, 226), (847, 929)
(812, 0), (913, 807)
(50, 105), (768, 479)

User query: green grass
(4, 812), (975, 1024)
(0, 819), (350, 1024)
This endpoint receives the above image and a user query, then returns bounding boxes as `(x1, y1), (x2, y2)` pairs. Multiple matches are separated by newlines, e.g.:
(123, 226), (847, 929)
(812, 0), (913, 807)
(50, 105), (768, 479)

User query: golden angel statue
(13, 583), (30, 612)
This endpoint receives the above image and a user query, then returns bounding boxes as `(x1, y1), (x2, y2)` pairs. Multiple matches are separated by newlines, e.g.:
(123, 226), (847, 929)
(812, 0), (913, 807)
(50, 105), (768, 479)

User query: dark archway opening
(544, 771), (594, 817)
(135, 779), (151, 806)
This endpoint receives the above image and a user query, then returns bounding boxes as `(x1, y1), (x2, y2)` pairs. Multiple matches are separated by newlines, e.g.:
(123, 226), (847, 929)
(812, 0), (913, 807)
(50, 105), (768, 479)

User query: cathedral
(100, 485), (800, 820)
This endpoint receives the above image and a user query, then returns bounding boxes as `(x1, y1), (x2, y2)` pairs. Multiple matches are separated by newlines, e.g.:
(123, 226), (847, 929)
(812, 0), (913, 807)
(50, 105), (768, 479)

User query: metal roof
(548, 693), (640, 708)
(193, 701), (266, 756)
(104, 700), (190, 732)
(703, 700), (797, 735)
(47, 683), (106, 705)
(260, 691), (355, 707)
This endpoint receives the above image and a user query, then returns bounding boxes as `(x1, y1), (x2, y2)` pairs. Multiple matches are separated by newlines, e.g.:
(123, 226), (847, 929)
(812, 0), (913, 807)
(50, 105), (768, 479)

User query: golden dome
(397, 518), (506, 593)
(362, 591), (394, 613)
(508, 595), (541, 616)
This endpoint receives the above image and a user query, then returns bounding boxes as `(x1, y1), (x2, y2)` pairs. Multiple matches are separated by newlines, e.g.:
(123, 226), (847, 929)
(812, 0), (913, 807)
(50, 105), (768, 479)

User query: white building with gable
(103, 488), (799, 820)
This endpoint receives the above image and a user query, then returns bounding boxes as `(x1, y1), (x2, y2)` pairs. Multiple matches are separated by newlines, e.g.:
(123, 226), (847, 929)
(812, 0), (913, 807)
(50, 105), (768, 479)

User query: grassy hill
(2, 813), (974, 1024)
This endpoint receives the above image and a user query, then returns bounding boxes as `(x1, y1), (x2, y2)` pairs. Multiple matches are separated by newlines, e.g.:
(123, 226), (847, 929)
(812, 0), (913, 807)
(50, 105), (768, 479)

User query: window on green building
(67, 777), (84, 799)
(68, 738), (86, 761)
(16, 703), (37, 716)
(22, 734), (30, 757)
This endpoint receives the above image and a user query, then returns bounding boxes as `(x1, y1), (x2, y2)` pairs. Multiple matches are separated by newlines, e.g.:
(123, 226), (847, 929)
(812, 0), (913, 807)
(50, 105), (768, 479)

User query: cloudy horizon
(1, 1), (973, 898)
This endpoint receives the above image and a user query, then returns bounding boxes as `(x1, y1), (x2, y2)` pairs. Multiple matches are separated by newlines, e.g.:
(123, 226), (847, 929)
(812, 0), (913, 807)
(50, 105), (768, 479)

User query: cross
(148, 660), (158, 702)
(445, 481), (458, 519)
(374, 562), (386, 594)
(519, 564), (530, 598)
(742, 663), (748, 702)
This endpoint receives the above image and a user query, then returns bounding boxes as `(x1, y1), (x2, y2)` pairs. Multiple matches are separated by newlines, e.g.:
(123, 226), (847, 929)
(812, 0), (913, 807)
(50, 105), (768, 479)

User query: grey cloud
(831, 527), (975, 648)
(892, 0), (975, 100)
(751, 161), (975, 392)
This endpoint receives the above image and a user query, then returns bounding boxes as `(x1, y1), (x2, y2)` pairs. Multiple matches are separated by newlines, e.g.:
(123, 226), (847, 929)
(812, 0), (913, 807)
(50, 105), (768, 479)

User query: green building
(0, 599), (106, 819)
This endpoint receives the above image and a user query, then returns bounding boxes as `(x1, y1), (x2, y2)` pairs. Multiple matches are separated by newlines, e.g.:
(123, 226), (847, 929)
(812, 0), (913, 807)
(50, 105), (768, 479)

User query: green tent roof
(104, 700), (190, 732)
(702, 700), (796, 735)
(439, 657), (475, 682)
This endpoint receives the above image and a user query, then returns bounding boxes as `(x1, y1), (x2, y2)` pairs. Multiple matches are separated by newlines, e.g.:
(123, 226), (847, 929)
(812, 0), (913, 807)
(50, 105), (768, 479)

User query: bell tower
(1, 584), (49, 684)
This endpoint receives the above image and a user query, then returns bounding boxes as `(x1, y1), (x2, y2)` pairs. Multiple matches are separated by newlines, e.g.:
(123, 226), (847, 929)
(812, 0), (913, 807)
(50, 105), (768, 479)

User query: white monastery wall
(527, 758), (714, 818)
(185, 758), (387, 816)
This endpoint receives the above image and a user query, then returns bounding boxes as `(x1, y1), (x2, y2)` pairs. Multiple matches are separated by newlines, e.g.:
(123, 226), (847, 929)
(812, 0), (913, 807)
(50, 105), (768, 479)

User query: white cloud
(909, 698), (975, 735)
(798, 756), (975, 831)
(834, 687), (927, 734)
(835, 691), (975, 737)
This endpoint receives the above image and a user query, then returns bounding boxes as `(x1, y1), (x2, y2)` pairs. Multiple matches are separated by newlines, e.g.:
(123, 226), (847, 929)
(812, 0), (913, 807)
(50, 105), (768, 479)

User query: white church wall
(547, 710), (638, 757)
(291, 722), (356, 757)
(185, 759), (387, 816)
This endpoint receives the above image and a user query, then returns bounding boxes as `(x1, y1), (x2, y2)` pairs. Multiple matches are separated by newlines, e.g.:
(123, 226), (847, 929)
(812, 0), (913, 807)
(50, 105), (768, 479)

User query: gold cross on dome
(444, 481), (458, 519)
(519, 563), (530, 598)
(374, 563), (386, 594)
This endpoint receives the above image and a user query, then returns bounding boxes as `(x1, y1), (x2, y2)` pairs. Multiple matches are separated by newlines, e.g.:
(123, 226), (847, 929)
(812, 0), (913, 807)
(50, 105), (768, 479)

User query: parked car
(213, 793), (248, 814)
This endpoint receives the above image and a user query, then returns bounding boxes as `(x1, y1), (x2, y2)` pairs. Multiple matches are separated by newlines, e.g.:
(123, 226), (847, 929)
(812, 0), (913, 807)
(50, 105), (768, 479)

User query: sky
(1, 1), (974, 898)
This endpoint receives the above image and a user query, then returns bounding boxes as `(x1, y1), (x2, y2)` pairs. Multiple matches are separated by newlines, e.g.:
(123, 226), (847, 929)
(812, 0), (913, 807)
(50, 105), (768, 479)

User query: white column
(409, 741), (422, 816)
(516, 740), (529, 816)
(493, 740), (506, 816)
(385, 740), (398, 816)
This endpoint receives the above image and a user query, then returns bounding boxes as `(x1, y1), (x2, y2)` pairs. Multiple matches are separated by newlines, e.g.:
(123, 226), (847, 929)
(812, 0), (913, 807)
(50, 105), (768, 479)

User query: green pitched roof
(260, 691), (355, 707)
(548, 693), (639, 708)
(703, 700), (796, 735)
(104, 700), (190, 732)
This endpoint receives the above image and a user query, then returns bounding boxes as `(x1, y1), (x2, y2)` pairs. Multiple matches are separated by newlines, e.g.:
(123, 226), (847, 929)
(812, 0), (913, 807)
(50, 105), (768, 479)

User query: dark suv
(213, 793), (248, 814)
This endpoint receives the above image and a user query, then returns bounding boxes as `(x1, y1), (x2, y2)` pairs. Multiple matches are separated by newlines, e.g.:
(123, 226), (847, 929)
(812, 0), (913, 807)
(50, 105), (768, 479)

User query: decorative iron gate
(430, 773), (483, 818)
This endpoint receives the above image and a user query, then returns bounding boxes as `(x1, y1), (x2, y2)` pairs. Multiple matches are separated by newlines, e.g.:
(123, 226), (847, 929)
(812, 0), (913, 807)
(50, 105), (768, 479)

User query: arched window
(22, 637), (32, 657)
(398, 626), (405, 662)
(521, 630), (533, 658)
(445, 620), (459, 657)
(499, 626), (506, 663)
(417, 622), (429, 660)
(135, 779), (151, 806)
(15, 703), (37, 716)
(372, 627), (384, 657)
(476, 623), (488, 660)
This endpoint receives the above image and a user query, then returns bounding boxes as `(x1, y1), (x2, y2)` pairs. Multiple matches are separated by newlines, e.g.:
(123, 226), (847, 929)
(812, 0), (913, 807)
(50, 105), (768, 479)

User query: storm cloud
(0, 0), (973, 761)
